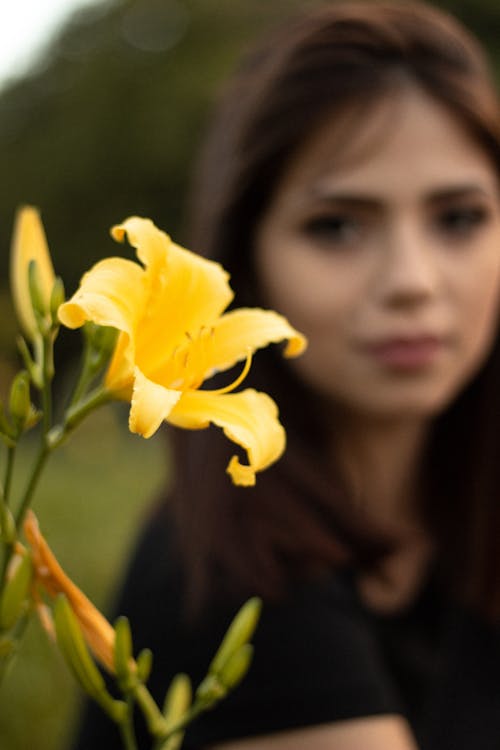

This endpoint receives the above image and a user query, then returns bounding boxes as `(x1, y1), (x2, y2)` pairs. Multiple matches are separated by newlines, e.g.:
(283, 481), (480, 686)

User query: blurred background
(0, 1), (498, 748)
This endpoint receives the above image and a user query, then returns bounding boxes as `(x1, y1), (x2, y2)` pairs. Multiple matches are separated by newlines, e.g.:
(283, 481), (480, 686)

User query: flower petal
(168, 389), (286, 486)
(104, 332), (135, 394)
(111, 218), (234, 369)
(199, 308), (307, 382)
(129, 367), (182, 438)
(10, 206), (56, 339)
(58, 257), (146, 334)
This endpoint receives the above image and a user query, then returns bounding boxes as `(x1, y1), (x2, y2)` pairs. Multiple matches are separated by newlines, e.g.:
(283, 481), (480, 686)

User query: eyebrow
(308, 183), (493, 210)
(424, 185), (492, 203)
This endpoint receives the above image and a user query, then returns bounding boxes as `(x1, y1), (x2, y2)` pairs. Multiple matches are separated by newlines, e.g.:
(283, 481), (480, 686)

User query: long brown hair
(169, 0), (500, 617)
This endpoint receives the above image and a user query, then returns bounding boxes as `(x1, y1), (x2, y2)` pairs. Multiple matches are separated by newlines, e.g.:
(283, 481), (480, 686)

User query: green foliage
(0, 404), (167, 749)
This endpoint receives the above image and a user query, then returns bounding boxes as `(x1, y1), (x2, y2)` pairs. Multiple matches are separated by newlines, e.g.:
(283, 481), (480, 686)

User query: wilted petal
(58, 257), (146, 335)
(168, 389), (285, 486)
(10, 206), (56, 339)
(129, 367), (182, 438)
(23, 511), (115, 672)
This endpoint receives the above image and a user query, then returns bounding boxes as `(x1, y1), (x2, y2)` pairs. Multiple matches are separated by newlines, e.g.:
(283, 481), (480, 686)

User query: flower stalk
(1, 206), (303, 748)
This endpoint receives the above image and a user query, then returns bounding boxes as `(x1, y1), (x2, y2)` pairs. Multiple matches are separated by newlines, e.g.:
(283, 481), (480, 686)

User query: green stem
(0, 543), (12, 602)
(41, 337), (54, 437)
(65, 388), (112, 432)
(14, 442), (50, 529)
(157, 702), (205, 742)
(3, 447), (16, 506)
(14, 388), (110, 524)
(134, 684), (169, 736)
(0, 610), (30, 689)
(118, 708), (139, 750)
(69, 350), (96, 410)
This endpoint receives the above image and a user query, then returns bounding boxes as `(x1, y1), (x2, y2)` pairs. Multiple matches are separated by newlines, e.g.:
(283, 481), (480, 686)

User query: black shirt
(71, 505), (500, 749)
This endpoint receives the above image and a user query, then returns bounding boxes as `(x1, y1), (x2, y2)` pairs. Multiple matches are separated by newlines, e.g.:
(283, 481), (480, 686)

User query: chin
(332, 382), (467, 422)
(366, 389), (466, 420)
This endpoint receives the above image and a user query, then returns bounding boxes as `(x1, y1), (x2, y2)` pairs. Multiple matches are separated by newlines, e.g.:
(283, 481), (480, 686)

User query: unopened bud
(8, 371), (31, 434)
(136, 648), (153, 683)
(28, 260), (48, 321)
(0, 553), (32, 631)
(163, 673), (191, 727)
(50, 277), (65, 326)
(54, 595), (127, 722)
(0, 505), (16, 544)
(113, 616), (134, 689)
(209, 598), (261, 676)
(195, 674), (226, 708)
(218, 643), (253, 691)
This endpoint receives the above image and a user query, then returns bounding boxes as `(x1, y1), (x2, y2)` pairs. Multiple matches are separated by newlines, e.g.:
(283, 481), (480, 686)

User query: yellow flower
(10, 206), (56, 339)
(58, 217), (306, 486)
(23, 511), (115, 672)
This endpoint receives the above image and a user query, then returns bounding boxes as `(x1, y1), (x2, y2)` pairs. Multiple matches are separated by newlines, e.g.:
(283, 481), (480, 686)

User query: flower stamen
(208, 350), (253, 396)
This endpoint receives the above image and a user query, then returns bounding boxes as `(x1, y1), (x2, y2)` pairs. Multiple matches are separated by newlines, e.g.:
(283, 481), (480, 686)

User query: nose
(375, 220), (438, 309)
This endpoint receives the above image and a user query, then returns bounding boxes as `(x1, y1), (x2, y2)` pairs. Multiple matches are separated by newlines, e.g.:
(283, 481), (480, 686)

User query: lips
(363, 335), (447, 369)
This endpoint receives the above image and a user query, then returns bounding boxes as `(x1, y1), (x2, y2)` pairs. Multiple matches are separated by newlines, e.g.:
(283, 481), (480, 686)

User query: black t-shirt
(71, 505), (500, 749)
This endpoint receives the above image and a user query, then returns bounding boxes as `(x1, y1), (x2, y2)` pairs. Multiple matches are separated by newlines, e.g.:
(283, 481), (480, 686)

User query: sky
(0, 0), (106, 90)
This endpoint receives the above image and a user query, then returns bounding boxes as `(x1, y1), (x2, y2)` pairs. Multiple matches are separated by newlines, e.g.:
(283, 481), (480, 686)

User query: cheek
(459, 264), (500, 371)
(256, 241), (364, 332)
(455, 250), (500, 382)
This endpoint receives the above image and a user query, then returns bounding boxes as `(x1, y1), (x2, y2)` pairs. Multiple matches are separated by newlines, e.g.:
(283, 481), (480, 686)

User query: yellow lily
(23, 511), (116, 672)
(10, 206), (56, 340)
(58, 217), (306, 486)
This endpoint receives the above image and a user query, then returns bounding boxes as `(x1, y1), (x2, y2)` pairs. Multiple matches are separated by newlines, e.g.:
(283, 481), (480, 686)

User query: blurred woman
(74, 2), (500, 748)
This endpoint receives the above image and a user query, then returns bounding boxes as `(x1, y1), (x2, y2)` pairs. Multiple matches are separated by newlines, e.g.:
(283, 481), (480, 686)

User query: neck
(332, 413), (430, 533)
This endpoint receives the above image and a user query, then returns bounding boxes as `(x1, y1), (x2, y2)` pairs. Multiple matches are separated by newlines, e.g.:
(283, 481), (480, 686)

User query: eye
(434, 205), (490, 238)
(302, 214), (364, 246)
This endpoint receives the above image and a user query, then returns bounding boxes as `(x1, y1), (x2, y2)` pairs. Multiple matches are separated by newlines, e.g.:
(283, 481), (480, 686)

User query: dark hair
(169, 0), (500, 617)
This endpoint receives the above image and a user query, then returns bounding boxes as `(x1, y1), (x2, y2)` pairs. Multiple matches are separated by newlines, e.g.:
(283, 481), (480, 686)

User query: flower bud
(28, 260), (48, 324)
(50, 276), (65, 326)
(10, 207), (56, 340)
(195, 674), (226, 708)
(217, 643), (254, 691)
(163, 673), (191, 726)
(157, 674), (192, 750)
(0, 553), (32, 631)
(54, 594), (127, 722)
(209, 597), (261, 676)
(0, 505), (16, 545)
(113, 616), (134, 688)
(136, 648), (153, 683)
(8, 371), (31, 434)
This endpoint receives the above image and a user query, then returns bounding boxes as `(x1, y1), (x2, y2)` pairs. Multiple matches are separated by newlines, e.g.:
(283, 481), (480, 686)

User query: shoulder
(208, 715), (418, 750)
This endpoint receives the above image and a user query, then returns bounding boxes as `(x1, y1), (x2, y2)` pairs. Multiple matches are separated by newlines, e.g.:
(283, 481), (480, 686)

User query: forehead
(276, 87), (498, 205)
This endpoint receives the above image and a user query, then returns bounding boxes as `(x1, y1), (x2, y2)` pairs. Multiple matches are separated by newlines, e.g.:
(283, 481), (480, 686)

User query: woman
(73, 2), (500, 748)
